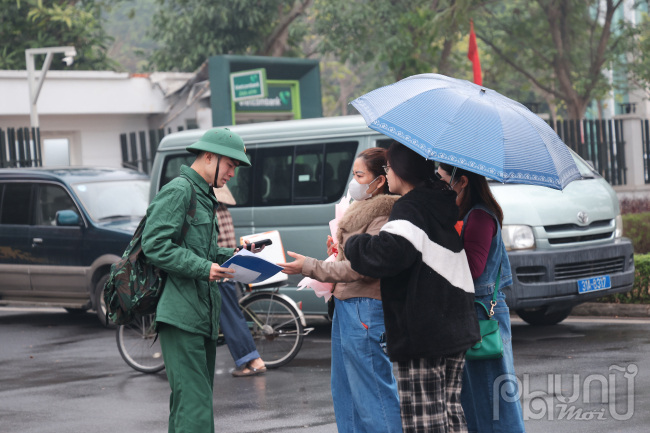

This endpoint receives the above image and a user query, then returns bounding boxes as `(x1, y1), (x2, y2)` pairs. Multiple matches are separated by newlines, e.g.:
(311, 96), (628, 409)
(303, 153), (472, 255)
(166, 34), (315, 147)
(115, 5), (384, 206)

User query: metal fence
(0, 127), (42, 168)
(642, 119), (650, 184)
(119, 129), (166, 174)
(547, 119), (626, 185)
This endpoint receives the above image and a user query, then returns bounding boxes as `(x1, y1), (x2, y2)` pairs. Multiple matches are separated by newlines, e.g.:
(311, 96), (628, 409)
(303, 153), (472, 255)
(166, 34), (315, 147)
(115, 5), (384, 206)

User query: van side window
(255, 146), (293, 206)
(160, 153), (254, 207)
(253, 141), (357, 207)
(35, 185), (79, 226)
(0, 183), (33, 225)
(294, 144), (324, 202)
(160, 155), (195, 189)
(376, 139), (393, 149)
(324, 142), (357, 201)
(228, 153), (253, 207)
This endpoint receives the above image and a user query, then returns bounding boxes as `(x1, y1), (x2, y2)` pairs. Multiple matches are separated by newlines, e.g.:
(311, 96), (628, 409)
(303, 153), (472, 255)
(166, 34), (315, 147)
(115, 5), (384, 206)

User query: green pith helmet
(186, 128), (251, 167)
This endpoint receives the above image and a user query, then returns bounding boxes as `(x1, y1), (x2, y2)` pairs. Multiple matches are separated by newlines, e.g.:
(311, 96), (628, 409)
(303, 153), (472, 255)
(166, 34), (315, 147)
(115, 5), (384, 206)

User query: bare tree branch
(258, 0), (315, 56)
(478, 7), (554, 67)
(477, 31), (567, 100)
(582, 0), (617, 99)
(588, 0), (601, 66)
(438, 36), (454, 75)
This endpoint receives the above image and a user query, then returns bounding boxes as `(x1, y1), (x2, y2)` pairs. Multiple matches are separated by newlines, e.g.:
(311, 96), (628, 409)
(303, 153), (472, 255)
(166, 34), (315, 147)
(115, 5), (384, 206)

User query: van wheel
(94, 274), (114, 328)
(515, 306), (573, 326)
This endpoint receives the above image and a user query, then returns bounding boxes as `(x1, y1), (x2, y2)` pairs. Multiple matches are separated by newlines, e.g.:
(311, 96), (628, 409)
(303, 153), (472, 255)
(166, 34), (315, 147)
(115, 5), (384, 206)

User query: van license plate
(577, 276), (611, 294)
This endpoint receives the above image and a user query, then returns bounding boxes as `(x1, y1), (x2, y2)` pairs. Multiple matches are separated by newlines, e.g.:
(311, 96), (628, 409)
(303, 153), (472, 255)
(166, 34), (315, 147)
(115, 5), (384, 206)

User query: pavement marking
(0, 307), (66, 313)
(511, 316), (650, 325)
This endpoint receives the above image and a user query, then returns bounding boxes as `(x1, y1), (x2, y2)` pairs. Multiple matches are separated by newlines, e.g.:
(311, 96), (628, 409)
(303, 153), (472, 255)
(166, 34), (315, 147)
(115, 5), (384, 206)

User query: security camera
(62, 48), (76, 67)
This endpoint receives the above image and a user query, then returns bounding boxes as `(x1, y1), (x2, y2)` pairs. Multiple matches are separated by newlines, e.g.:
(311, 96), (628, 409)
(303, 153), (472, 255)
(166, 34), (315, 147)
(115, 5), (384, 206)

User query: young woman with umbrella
(345, 142), (481, 433)
(347, 72), (581, 432)
(438, 163), (526, 433)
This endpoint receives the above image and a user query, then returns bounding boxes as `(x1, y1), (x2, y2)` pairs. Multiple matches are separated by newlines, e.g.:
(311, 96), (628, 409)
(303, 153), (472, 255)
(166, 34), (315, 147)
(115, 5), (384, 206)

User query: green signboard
(230, 68), (267, 102)
(235, 86), (293, 112)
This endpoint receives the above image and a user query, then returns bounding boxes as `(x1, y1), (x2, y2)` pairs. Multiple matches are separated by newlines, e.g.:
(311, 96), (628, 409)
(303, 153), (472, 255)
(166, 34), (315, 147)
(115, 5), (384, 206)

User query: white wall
(0, 71), (226, 169)
(0, 71), (167, 116)
(0, 114), (151, 167)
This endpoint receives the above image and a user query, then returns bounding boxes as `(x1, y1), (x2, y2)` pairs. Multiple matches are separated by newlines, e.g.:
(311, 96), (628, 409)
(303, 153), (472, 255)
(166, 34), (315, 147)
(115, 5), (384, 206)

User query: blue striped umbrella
(351, 74), (581, 190)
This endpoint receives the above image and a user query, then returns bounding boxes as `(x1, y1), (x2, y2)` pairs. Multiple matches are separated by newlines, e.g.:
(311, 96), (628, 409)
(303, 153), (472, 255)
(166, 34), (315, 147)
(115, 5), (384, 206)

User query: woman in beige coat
(278, 147), (402, 433)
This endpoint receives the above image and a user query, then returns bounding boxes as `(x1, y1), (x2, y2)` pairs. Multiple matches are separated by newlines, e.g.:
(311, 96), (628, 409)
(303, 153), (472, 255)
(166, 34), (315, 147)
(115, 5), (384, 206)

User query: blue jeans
(461, 291), (526, 433)
(331, 297), (402, 433)
(218, 281), (260, 367)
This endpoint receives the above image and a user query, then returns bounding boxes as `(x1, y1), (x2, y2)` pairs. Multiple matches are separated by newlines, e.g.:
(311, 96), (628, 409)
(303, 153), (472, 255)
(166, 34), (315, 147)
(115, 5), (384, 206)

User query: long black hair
(386, 142), (450, 191)
(439, 162), (504, 227)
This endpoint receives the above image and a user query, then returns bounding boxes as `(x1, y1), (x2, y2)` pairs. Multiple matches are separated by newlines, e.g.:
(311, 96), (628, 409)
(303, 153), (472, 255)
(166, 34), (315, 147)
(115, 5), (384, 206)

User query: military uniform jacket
(142, 165), (235, 339)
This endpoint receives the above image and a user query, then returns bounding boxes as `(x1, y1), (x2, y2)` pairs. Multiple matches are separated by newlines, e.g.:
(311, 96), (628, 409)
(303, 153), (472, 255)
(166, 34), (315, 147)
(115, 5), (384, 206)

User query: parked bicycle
(116, 283), (313, 373)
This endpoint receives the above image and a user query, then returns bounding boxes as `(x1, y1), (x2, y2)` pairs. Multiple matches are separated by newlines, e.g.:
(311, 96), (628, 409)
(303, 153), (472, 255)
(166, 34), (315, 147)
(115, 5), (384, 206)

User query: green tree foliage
(0, 0), (119, 70)
(312, 0), (544, 117)
(475, 0), (634, 120)
(320, 58), (395, 116)
(313, 0), (476, 81)
(615, 10), (650, 100)
(148, 0), (313, 72)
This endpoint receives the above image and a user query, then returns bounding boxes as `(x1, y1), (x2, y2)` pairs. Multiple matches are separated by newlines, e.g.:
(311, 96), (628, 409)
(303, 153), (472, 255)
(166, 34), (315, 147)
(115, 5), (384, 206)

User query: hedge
(620, 197), (650, 214)
(622, 212), (650, 254)
(598, 254), (650, 304)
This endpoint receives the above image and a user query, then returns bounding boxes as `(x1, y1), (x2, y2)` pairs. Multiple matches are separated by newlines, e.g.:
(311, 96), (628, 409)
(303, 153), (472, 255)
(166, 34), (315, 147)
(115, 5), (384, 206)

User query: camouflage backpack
(103, 177), (197, 325)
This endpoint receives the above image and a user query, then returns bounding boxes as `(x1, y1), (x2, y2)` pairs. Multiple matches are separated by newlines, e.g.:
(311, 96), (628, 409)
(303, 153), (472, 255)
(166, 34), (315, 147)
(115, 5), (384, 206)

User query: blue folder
(221, 253), (283, 284)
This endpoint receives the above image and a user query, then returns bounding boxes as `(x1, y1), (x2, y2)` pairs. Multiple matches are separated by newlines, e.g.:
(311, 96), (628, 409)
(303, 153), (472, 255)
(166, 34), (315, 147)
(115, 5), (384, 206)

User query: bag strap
(492, 268), (501, 303)
(175, 176), (198, 246)
(474, 267), (501, 319)
(205, 199), (218, 257)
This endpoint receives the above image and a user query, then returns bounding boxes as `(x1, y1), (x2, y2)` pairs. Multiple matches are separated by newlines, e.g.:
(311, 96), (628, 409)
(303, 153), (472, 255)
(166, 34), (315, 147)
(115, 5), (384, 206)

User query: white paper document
(221, 248), (283, 285)
(229, 264), (262, 284)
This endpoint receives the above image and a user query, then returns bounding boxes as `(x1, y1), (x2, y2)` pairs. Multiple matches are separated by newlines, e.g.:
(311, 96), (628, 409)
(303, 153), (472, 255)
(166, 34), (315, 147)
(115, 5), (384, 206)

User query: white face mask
(348, 176), (380, 201)
(450, 178), (465, 196)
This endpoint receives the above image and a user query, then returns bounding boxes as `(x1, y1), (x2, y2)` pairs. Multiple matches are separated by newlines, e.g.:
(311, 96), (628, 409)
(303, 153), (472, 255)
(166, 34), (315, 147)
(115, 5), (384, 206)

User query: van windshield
(71, 180), (150, 222)
(569, 150), (597, 178)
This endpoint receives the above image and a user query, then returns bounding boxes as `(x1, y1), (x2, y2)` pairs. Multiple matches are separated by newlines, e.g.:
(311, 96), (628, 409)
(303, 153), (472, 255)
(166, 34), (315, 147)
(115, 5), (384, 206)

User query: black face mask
(212, 155), (222, 187)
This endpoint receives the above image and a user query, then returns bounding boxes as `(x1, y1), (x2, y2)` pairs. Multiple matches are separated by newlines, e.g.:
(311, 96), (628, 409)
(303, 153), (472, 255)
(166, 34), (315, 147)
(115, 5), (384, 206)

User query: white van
(150, 116), (634, 325)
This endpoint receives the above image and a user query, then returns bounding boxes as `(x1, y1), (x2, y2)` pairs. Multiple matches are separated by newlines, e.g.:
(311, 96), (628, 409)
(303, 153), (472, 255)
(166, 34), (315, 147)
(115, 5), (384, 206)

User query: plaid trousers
(216, 204), (237, 249)
(397, 353), (468, 433)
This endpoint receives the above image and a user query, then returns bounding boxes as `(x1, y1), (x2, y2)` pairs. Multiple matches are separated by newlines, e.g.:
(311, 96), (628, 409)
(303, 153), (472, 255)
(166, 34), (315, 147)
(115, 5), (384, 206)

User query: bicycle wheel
(116, 314), (165, 374)
(240, 293), (304, 369)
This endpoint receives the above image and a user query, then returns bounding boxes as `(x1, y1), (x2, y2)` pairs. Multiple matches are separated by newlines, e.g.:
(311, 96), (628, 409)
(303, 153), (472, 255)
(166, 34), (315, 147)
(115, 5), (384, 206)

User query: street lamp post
(25, 46), (77, 129)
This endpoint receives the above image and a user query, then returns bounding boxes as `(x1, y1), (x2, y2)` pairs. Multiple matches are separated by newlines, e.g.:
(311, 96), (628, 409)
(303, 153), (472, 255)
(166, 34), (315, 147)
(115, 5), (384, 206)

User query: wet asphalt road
(1, 307), (649, 433)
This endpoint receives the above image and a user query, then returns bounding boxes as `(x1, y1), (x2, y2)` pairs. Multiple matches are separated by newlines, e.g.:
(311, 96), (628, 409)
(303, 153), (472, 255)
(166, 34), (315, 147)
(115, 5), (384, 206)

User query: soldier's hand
(209, 263), (235, 281)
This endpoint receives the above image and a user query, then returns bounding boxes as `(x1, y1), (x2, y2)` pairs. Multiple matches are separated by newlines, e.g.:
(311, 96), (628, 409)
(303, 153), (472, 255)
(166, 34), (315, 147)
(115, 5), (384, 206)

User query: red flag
(468, 20), (482, 85)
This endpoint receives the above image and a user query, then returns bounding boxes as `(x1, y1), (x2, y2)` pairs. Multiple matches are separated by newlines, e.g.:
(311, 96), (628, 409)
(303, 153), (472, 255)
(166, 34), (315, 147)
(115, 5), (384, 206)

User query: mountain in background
(104, 0), (159, 72)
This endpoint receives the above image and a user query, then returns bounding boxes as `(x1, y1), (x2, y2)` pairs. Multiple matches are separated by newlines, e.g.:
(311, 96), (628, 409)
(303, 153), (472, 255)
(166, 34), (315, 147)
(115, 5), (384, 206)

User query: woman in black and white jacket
(346, 142), (481, 433)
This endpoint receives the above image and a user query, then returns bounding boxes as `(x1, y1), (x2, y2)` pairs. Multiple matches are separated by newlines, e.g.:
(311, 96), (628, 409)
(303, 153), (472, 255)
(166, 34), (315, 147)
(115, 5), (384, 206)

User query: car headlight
(615, 214), (623, 238)
(502, 225), (535, 251)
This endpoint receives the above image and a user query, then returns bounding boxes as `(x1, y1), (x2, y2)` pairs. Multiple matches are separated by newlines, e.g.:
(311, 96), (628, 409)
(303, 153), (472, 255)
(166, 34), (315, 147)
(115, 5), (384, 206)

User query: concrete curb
(571, 302), (650, 318)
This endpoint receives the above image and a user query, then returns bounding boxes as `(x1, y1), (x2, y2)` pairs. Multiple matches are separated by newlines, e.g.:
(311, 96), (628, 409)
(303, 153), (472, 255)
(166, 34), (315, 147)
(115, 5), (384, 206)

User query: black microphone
(236, 238), (273, 251)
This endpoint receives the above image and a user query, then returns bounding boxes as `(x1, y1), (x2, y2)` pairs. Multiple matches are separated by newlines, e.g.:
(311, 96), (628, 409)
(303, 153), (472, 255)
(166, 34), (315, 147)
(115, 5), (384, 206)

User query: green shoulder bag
(466, 269), (504, 361)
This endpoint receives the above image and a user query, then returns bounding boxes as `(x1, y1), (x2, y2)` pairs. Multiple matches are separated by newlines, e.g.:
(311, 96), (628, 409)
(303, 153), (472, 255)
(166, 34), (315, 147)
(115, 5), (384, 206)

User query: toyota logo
(577, 211), (589, 224)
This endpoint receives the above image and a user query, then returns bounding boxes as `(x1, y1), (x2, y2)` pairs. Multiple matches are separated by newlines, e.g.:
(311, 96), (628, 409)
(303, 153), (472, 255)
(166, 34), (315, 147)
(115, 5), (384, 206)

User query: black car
(0, 167), (149, 325)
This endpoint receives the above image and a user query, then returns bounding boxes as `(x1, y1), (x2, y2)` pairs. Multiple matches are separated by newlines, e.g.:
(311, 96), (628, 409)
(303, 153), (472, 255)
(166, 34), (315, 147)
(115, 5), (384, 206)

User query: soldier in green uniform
(142, 128), (255, 433)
